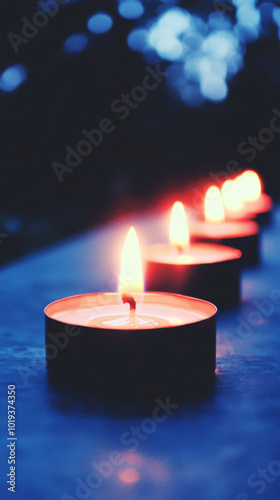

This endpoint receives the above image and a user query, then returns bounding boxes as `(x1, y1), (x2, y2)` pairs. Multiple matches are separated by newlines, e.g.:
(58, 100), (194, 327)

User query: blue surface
(0, 208), (280, 500)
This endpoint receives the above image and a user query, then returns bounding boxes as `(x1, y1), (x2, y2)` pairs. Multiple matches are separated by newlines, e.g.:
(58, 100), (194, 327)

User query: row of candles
(45, 170), (272, 397)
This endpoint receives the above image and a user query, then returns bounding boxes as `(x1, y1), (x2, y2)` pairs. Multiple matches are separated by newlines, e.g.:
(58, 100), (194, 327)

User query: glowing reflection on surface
(118, 467), (140, 484)
(123, 452), (144, 466)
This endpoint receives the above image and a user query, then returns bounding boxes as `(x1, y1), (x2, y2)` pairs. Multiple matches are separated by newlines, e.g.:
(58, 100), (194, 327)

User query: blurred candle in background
(145, 201), (242, 308)
(192, 186), (260, 266)
(221, 170), (272, 225)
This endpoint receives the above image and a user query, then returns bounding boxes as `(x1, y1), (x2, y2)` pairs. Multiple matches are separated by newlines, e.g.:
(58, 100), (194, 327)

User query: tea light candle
(222, 171), (272, 225)
(192, 187), (260, 266)
(236, 171), (272, 225)
(145, 202), (242, 309)
(45, 227), (217, 398)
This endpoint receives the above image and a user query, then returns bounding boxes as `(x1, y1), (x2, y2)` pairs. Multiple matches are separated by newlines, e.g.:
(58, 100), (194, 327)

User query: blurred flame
(169, 201), (190, 251)
(221, 179), (244, 211)
(118, 227), (144, 295)
(205, 186), (225, 223)
(237, 170), (262, 202)
(118, 468), (140, 484)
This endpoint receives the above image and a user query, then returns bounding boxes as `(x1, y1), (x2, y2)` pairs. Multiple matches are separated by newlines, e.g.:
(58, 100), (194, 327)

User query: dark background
(1, 0), (280, 263)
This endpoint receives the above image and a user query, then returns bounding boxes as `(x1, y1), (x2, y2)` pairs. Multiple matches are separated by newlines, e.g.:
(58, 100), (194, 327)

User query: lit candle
(145, 202), (242, 309)
(236, 170), (272, 224)
(45, 227), (217, 397)
(192, 186), (260, 266)
(221, 170), (272, 225)
(222, 179), (245, 215)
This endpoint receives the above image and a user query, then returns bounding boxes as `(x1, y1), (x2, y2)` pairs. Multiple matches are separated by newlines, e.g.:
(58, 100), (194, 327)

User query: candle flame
(169, 201), (190, 251)
(118, 227), (144, 295)
(237, 170), (262, 202)
(221, 179), (244, 211)
(205, 186), (225, 223)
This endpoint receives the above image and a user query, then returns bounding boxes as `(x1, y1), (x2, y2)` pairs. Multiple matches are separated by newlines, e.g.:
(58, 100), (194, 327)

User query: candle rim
(44, 291), (217, 330)
(193, 219), (259, 237)
(244, 193), (272, 215)
(145, 242), (242, 265)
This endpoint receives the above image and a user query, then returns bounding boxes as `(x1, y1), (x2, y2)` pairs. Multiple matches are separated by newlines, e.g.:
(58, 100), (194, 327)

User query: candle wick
(176, 244), (184, 254)
(129, 308), (136, 324)
(121, 293), (136, 326)
(121, 293), (136, 311)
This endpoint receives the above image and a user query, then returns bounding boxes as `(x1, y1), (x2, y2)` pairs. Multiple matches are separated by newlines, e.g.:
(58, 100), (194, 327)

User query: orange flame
(221, 179), (244, 211)
(204, 186), (225, 223)
(169, 201), (190, 251)
(237, 170), (262, 202)
(118, 227), (144, 295)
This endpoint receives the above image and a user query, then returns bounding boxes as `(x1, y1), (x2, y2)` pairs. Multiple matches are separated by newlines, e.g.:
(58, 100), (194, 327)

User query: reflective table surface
(0, 207), (280, 500)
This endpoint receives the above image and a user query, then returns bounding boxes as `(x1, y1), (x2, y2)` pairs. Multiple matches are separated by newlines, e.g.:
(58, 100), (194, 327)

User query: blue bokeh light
(231, 0), (256, 7)
(118, 1), (144, 20)
(272, 7), (280, 27)
(202, 31), (239, 60)
(125, 0), (280, 106)
(200, 76), (228, 102)
(235, 4), (260, 41)
(87, 12), (113, 34)
(156, 7), (191, 35)
(155, 36), (183, 61)
(236, 5), (261, 29)
(147, 8), (191, 60)
(200, 57), (227, 80)
(63, 33), (88, 54)
(207, 12), (232, 32)
(0, 64), (27, 92)
(144, 5), (242, 104)
(127, 28), (149, 51)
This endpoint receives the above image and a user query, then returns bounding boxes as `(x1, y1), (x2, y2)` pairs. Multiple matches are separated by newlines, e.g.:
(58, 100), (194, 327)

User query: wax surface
(146, 243), (241, 265)
(88, 313), (171, 329)
(46, 292), (216, 330)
